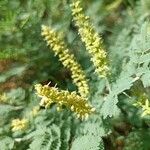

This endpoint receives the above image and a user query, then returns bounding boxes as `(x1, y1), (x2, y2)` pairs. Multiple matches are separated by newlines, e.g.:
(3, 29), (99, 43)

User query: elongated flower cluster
(11, 118), (28, 132)
(71, 0), (109, 77)
(41, 25), (89, 98)
(35, 84), (95, 120)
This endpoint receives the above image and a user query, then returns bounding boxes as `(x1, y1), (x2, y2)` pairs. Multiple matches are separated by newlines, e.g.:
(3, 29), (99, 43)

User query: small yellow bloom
(35, 84), (95, 120)
(11, 118), (28, 132)
(30, 106), (40, 117)
(133, 95), (150, 117)
(71, 0), (109, 77)
(41, 25), (89, 97)
(0, 93), (7, 103)
(141, 99), (150, 117)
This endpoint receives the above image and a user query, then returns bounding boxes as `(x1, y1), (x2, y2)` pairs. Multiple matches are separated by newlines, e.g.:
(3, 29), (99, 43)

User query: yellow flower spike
(35, 84), (95, 120)
(41, 25), (89, 98)
(70, 0), (109, 78)
(11, 118), (28, 132)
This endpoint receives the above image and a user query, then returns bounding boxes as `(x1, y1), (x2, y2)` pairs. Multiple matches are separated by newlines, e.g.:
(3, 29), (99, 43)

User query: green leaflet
(0, 136), (14, 150)
(0, 66), (27, 83)
(27, 125), (61, 150)
(101, 22), (150, 118)
(71, 135), (104, 150)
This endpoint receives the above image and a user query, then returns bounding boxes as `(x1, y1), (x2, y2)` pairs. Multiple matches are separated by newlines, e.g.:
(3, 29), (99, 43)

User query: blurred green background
(0, 0), (150, 150)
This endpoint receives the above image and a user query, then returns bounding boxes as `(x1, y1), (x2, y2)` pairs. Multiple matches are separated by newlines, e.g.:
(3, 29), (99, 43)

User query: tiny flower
(11, 118), (28, 132)
(0, 93), (7, 103)
(30, 106), (40, 117)
(141, 99), (150, 117)
(133, 94), (150, 117)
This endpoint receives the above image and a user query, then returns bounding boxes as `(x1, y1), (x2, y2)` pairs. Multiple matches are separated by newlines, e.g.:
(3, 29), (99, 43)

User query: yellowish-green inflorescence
(11, 118), (28, 132)
(35, 84), (95, 120)
(41, 25), (89, 98)
(71, 0), (109, 78)
(30, 106), (40, 117)
(134, 98), (150, 117)
(0, 93), (7, 103)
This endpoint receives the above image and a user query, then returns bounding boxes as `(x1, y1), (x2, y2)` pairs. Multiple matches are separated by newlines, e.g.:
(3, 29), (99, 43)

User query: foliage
(0, 0), (150, 150)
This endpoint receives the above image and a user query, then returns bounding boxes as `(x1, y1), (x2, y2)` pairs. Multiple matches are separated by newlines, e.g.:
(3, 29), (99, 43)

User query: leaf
(0, 66), (27, 83)
(6, 88), (26, 105)
(0, 136), (14, 150)
(101, 94), (120, 118)
(101, 72), (135, 118)
(71, 135), (104, 150)
(28, 125), (61, 150)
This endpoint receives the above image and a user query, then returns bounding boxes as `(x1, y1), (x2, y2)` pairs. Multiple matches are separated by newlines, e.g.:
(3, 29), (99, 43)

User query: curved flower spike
(41, 25), (89, 98)
(35, 84), (95, 120)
